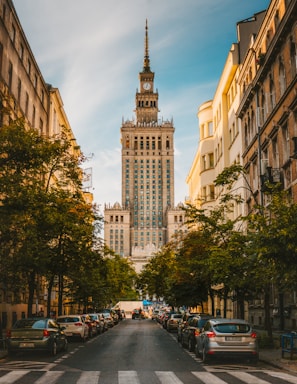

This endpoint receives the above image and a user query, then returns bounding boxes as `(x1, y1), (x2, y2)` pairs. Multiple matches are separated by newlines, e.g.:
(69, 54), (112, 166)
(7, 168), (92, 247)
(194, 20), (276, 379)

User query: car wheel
(202, 346), (209, 363)
(62, 339), (68, 352)
(7, 349), (15, 357)
(188, 338), (194, 352)
(181, 336), (186, 348)
(248, 355), (259, 365)
(195, 343), (201, 357)
(51, 341), (57, 356)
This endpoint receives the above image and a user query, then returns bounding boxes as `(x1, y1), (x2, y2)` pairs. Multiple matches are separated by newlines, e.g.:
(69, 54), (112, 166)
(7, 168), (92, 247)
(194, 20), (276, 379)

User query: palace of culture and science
(104, 21), (187, 273)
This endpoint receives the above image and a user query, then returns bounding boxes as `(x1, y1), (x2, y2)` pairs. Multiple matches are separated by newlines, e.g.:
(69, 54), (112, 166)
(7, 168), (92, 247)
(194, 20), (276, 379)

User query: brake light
(194, 329), (200, 337)
(251, 332), (257, 339)
(206, 331), (216, 338)
(43, 330), (50, 337)
(75, 322), (83, 326)
(6, 330), (11, 338)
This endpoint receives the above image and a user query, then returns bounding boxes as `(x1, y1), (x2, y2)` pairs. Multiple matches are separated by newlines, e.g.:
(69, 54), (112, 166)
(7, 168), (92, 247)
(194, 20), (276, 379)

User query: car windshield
(214, 323), (251, 333)
(13, 319), (47, 329)
(57, 317), (80, 323)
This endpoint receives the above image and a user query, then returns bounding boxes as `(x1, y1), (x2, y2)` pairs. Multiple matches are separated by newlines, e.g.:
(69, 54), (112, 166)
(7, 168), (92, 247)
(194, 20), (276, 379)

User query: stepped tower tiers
(104, 21), (186, 273)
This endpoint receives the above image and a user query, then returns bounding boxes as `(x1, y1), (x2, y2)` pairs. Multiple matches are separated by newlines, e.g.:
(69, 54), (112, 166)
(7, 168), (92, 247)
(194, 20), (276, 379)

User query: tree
(0, 120), (99, 316)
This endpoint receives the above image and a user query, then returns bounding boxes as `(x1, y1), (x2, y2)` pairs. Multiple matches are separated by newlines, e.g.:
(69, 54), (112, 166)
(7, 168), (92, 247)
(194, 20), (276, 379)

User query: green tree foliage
(0, 120), (104, 316)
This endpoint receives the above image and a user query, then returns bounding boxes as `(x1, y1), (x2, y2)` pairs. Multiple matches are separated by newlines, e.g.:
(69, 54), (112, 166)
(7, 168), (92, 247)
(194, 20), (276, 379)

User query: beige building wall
(186, 100), (214, 210)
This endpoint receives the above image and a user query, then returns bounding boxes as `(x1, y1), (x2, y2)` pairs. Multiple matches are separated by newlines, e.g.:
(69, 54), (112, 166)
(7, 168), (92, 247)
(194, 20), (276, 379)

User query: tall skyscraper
(104, 21), (186, 273)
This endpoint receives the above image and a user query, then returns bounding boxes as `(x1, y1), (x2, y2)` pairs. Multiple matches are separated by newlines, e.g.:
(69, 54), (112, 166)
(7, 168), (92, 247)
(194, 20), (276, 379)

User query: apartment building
(237, 0), (297, 329)
(0, 0), (82, 327)
(187, 0), (297, 327)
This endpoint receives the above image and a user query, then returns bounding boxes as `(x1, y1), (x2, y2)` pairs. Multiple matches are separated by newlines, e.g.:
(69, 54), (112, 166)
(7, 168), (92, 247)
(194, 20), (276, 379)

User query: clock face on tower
(143, 82), (151, 90)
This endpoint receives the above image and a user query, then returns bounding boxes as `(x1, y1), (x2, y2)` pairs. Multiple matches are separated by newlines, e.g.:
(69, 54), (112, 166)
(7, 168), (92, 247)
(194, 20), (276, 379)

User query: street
(0, 319), (296, 383)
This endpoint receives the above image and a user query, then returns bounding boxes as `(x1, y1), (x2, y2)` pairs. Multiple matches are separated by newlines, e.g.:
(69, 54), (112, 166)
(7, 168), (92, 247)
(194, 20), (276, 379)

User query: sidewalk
(259, 347), (297, 373)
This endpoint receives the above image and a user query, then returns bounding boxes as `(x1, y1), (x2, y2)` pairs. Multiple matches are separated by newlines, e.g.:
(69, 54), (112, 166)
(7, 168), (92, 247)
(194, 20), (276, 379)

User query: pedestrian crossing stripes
(0, 369), (296, 384)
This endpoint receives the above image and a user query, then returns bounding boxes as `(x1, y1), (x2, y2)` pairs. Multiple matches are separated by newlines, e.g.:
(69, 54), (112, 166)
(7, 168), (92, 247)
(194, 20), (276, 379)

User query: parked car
(110, 310), (119, 324)
(177, 313), (199, 342)
(151, 309), (160, 320)
(97, 312), (109, 331)
(87, 314), (104, 334)
(166, 313), (183, 332)
(195, 318), (259, 363)
(81, 314), (97, 338)
(56, 315), (89, 342)
(6, 318), (68, 356)
(181, 314), (213, 352)
(100, 312), (114, 327)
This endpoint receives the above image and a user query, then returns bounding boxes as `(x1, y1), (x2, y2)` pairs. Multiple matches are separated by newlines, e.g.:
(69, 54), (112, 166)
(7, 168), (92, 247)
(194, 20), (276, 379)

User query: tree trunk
(279, 292), (285, 331)
(58, 274), (64, 316)
(27, 271), (36, 317)
(46, 275), (54, 317)
(209, 289), (215, 316)
(264, 289), (273, 339)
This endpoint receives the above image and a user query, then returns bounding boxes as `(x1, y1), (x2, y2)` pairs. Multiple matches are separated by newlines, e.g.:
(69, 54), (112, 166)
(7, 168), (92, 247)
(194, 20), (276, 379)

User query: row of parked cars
(6, 309), (123, 357)
(154, 309), (259, 364)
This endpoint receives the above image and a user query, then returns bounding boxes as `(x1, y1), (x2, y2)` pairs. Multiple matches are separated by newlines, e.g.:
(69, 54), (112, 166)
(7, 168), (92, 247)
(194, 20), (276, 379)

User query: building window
(17, 78), (21, 103)
(27, 59), (31, 75)
(269, 75), (276, 111)
(290, 37), (297, 78)
(279, 59), (286, 96)
(25, 92), (29, 115)
(11, 24), (16, 43)
(32, 106), (36, 127)
(19, 43), (24, 61)
(8, 61), (13, 89)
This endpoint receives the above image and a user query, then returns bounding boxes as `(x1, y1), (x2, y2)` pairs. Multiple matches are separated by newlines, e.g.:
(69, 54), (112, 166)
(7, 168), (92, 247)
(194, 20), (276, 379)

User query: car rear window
(214, 323), (251, 333)
(57, 317), (80, 323)
(198, 319), (209, 328)
(173, 314), (182, 319)
(13, 319), (47, 329)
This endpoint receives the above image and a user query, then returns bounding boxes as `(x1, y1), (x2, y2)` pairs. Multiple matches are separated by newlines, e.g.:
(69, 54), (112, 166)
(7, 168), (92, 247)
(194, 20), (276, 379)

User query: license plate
(20, 342), (34, 348)
(65, 332), (72, 336)
(225, 336), (241, 341)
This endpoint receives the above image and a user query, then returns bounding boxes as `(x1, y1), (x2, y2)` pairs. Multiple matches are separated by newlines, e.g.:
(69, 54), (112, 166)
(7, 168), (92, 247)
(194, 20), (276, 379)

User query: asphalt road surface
(1, 318), (297, 383)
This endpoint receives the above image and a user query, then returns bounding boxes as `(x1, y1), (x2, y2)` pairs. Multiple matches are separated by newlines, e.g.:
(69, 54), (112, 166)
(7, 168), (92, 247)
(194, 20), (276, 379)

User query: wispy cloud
(14, 0), (269, 206)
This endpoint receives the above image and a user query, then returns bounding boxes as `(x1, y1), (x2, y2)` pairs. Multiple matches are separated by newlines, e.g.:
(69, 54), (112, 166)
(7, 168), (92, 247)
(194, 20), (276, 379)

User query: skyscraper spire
(143, 19), (151, 72)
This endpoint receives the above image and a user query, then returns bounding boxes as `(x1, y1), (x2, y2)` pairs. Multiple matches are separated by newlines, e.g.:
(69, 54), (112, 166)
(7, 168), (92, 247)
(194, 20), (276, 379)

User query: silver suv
(195, 318), (258, 363)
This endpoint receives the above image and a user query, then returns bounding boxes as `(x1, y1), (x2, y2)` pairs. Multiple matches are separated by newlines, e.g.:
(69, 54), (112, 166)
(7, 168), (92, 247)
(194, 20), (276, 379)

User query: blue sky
(13, 0), (270, 212)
